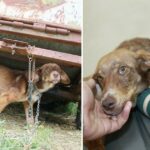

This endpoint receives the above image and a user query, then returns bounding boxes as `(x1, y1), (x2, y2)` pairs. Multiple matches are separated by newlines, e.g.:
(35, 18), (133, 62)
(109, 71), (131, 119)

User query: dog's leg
(0, 97), (9, 113)
(23, 101), (34, 124)
(0, 103), (9, 113)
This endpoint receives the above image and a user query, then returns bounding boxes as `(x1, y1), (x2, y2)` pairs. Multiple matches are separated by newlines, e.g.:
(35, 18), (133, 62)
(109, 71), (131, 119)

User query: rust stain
(0, 38), (81, 67)
(0, 0), (82, 29)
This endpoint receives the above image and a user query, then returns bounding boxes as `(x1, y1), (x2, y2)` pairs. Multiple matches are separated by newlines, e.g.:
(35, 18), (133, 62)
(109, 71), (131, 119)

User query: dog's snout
(102, 96), (116, 110)
(53, 72), (59, 78)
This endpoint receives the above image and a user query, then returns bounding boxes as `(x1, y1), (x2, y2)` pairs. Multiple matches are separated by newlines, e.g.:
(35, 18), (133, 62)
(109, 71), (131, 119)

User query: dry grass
(0, 104), (81, 150)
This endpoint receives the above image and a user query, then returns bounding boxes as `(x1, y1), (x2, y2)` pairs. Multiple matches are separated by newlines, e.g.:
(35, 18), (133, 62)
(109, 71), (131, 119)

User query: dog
(85, 38), (150, 150)
(0, 63), (70, 124)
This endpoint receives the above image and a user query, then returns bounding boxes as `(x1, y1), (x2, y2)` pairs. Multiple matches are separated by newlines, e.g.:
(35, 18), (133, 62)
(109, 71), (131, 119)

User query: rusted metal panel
(0, 38), (81, 67)
(0, 0), (81, 48)
(0, 0), (81, 84)
(0, 23), (81, 45)
(0, 0), (82, 30)
(0, 17), (71, 35)
(0, 16), (81, 33)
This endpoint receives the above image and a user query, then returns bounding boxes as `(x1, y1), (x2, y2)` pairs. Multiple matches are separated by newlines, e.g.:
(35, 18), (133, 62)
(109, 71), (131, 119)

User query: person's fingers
(120, 101), (132, 121)
(83, 81), (96, 115)
(109, 101), (132, 132)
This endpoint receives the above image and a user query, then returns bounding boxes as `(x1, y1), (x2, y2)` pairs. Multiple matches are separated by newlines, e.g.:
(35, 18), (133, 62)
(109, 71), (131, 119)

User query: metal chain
(27, 46), (41, 123)
(35, 94), (41, 125)
(28, 56), (32, 83)
(32, 58), (36, 82)
(26, 46), (42, 145)
(30, 58), (41, 125)
(9, 44), (42, 146)
(27, 55), (34, 118)
(10, 43), (16, 55)
(26, 95), (41, 145)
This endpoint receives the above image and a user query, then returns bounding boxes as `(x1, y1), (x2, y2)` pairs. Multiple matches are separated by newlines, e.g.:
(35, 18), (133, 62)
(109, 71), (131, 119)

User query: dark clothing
(106, 108), (150, 150)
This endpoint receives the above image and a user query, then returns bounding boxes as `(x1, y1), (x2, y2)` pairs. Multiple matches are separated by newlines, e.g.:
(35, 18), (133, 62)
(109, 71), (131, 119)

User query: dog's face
(34, 63), (70, 90)
(93, 49), (150, 116)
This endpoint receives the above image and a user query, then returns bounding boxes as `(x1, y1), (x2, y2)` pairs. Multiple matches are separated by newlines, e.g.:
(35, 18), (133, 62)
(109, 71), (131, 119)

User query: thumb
(117, 101), (132, 128)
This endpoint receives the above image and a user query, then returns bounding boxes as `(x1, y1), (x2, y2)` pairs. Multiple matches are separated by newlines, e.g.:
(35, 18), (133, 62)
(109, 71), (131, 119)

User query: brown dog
(93, 38), (150, 115)
(86, 38), (150, 150)
(0, 63), (70, 124)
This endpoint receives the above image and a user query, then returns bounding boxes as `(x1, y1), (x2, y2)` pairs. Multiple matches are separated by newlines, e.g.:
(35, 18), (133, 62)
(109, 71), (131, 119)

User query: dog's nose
(53, 73), (59, 78)
(102, 96), (116, 110)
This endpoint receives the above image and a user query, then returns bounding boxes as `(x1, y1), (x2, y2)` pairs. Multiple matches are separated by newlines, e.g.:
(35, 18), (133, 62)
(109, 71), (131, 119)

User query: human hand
(83, 79), (132, 140)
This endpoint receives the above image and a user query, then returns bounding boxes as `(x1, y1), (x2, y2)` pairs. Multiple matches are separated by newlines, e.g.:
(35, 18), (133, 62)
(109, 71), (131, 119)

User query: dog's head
(93, 48), (150, 116)
(33, 63), (70, 88)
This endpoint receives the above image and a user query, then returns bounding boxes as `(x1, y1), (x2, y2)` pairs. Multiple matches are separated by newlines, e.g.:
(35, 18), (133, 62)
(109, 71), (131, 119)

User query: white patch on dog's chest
(31, 91), (42, 103)
(27, 83), (54, 102)
(19, 83), (54, 102)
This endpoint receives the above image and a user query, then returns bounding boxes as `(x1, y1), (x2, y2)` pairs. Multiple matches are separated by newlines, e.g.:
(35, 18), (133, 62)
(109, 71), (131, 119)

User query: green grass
(65, 102), (78, 116)
(0, 120), (52, 150)
(0, 101), (80, 149)
(51, 101), (78, 116)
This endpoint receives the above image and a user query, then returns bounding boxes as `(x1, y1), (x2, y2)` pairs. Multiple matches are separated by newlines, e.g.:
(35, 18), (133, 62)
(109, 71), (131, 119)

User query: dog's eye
(118, 66), (128, 75)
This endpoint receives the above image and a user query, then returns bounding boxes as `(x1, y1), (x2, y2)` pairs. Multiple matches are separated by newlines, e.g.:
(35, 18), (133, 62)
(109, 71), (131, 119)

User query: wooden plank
(0, 41), (81, 67)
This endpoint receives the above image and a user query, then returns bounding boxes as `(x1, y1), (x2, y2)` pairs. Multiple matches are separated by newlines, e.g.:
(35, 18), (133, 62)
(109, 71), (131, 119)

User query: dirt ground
(0, 104), (81, 150)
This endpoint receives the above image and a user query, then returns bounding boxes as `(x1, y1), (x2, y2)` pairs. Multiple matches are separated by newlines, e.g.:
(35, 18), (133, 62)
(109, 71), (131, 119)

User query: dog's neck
(137, 81), (148, 94)
(135, 71), (150, 95)
(133, 80), (148, 106)
(22, 71), (56, 94)
(34, 80), (55, 93)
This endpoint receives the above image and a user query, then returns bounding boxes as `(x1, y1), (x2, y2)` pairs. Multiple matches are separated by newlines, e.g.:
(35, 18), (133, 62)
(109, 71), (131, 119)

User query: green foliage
(65, 102), (78, 116)
(0, 120), (52, 150)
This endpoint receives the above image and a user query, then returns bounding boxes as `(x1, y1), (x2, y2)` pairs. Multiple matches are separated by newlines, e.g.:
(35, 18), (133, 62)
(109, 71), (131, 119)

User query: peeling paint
(0, 0), (82, 29)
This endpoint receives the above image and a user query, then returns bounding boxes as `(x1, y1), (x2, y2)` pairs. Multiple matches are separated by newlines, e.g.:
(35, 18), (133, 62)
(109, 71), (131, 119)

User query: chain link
(35, 95), (41, 125)
(27, 46), (41, 124)
(26, 46), (42, 145)
(32, 58), (36, 82)
(27, 55), (33, 118)
(10, 43), (16, 55)
(9, 44), (41, 146)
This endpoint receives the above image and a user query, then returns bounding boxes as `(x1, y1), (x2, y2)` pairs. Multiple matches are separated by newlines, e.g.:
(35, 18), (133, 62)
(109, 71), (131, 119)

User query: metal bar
(3, 38), (29, 47)
(0, 25), (81, 45)
(0, 40), (81, 67)
(31, 47), (81, 67)
(0, 16), (81, 33)
(0, 19), (70, 35)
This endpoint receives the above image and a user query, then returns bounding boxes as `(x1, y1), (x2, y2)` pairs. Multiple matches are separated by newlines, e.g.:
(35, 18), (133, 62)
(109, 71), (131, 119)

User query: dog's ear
(136, 50), (150, 71)
(92, 71), (104, 91)
(92, 72), (102, 85)
(92, 72), (99, 82)
(90, 72), (103, 100)
(60, 70), (70, 84)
